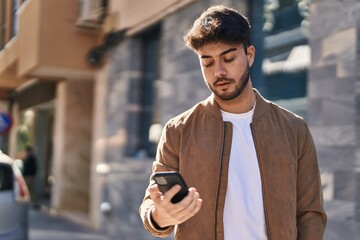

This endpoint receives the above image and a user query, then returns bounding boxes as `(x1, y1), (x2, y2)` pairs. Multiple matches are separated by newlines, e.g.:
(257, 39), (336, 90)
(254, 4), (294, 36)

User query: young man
(140, 5), (327, 240)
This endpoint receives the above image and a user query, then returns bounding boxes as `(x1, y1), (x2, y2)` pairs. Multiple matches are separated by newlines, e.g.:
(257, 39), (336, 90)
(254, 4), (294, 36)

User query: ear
(246, 45), (255, 67)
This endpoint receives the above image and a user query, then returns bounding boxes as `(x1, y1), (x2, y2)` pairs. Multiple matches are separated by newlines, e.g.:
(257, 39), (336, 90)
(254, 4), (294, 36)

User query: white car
(0, 151), (30, 240)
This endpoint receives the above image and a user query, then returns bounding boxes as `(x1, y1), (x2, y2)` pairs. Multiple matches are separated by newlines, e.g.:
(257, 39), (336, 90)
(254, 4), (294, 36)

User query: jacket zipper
(250, 123), (271, 240)
(214, 122), (226, 240)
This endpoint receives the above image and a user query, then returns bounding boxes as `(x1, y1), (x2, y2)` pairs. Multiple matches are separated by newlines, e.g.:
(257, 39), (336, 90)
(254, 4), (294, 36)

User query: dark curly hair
(184, 5), (251, 51)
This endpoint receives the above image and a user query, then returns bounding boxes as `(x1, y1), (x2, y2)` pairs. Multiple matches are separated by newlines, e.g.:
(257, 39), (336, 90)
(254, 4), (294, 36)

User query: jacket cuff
(144, 207), (174, 237)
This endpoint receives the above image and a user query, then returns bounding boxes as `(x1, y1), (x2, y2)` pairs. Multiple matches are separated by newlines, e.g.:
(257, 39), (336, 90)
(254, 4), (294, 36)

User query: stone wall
(98, 37), (158, 239)
(308, 0), (360, 239)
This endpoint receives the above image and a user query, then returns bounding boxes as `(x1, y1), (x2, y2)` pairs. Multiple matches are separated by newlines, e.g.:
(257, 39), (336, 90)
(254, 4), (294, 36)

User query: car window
(0, 163), (13, 191)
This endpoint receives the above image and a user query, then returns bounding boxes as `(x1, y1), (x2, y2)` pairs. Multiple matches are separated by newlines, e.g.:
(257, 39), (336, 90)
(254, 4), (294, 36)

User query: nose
(215, 62), (226, 78)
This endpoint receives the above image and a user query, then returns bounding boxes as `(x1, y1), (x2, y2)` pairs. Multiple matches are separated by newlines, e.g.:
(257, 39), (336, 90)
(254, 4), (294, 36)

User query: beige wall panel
(0, 38), (18, 73)
(39, 0), (99, 69)
(0, 65), (26, 88)
(52, 80), (93, 213)
(18, 0), (100, 78)
(18, 0), (41, 76)
(110, 0), (194, 32)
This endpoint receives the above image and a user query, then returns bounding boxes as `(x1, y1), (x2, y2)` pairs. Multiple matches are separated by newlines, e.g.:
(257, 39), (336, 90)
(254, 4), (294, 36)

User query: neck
(214, 81), (256, 114)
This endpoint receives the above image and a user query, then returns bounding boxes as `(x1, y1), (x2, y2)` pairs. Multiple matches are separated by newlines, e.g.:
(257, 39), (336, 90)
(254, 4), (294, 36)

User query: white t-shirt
(221, 108), (268, 240)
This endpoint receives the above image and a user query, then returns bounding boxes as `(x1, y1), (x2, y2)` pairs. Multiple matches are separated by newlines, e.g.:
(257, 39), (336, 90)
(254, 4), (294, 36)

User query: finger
(193, 197), (203, 214)
(177, 194), (203, 223)
(149, 183), (159, 191)
(162, 184), (182, 202)
(177, 187), (197, 207)
(191, 188), (203, 212)
(177, 194), (198, 220)
(174, 189), (198, 218)
(188, 192), (200, 212)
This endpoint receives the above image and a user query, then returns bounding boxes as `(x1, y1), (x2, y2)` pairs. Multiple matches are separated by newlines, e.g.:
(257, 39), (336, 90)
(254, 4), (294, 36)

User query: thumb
(149, 184), (162, 202)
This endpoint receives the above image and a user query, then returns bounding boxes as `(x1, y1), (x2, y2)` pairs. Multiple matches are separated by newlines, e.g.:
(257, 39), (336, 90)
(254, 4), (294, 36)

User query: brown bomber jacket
(140, 89), (327, 240)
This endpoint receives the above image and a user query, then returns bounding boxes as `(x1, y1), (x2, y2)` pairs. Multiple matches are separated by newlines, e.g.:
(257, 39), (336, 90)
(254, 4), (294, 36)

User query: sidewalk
(29, 207), (111, 240)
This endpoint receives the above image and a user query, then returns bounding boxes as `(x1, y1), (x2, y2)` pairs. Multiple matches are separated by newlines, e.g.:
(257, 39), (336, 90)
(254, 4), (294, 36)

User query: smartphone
(152, 171), (189, 203)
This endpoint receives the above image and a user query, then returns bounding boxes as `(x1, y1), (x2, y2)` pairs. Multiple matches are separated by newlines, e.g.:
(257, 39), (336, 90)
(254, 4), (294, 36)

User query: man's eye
(203, 62), (213, 68)
(224, 58), (234, 63)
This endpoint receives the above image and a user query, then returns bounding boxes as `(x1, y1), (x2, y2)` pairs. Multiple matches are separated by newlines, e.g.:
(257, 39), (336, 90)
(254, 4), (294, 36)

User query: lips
(215, 80), (232, 88)
(217, 81), (230, 86)
(214, 77), (233, 87)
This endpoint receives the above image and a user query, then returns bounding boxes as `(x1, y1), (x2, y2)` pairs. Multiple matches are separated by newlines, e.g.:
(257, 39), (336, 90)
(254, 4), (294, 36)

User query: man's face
(197, 42), (255, 101)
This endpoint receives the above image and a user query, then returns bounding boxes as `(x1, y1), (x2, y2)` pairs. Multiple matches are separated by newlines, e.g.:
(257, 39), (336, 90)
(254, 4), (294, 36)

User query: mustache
(214, 77), (234, 85)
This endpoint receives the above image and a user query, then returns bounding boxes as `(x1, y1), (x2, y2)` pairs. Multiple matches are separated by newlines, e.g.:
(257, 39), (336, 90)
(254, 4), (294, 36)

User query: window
(0, 0), (25, 49)
(264, 0), (307, 35)
(260, 0), (310, 117)
(125, 24), (161, 158)
(12, 0), (19, 37)
(138, 27), (160, 157)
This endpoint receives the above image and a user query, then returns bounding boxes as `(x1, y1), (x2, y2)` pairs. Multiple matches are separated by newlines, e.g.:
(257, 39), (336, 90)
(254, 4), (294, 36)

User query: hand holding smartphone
(152, 171), (189, 203)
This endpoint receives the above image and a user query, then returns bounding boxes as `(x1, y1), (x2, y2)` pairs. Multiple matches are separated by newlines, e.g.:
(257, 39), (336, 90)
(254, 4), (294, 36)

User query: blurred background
(0, 0), (357, 239)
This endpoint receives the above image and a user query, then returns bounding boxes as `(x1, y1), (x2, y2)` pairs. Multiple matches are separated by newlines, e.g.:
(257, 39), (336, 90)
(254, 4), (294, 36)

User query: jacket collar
(253, 88), (269, 122)
(202, 88), (269, 121)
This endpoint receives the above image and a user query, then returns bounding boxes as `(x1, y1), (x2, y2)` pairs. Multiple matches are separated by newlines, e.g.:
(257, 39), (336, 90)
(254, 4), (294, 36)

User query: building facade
(0, 0), (359, 239)
(0, 0), (100, 228)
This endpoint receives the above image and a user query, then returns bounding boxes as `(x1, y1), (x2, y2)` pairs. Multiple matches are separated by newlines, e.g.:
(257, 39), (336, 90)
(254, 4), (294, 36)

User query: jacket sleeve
(296, 123), (327, 239)
(139, 121), (180, 238)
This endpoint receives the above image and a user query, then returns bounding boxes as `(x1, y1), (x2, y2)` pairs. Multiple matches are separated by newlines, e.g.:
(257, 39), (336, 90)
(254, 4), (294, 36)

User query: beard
(207, 63), (250, 101)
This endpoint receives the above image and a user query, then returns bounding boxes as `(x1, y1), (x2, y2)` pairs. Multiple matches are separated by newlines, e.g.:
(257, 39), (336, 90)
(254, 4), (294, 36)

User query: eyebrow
(201, 48), (238, 59)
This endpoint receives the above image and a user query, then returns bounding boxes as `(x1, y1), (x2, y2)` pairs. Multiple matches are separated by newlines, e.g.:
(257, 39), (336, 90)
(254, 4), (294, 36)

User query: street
(29, 207), (111, 240)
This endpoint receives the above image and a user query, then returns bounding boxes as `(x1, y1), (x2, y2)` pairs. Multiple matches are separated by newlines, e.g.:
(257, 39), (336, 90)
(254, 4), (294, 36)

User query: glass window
(125, 24), (161, 158)
(138, 27), (160, 158)
(261, 0), (310, 118)
(264, 0), (307, 35)
(278, 0), (296, 9)
(12, 0), (20, 37)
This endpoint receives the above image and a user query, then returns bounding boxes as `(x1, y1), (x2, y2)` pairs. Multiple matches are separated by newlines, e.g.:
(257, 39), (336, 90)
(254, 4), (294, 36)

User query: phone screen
(152, 171), (189, 203)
